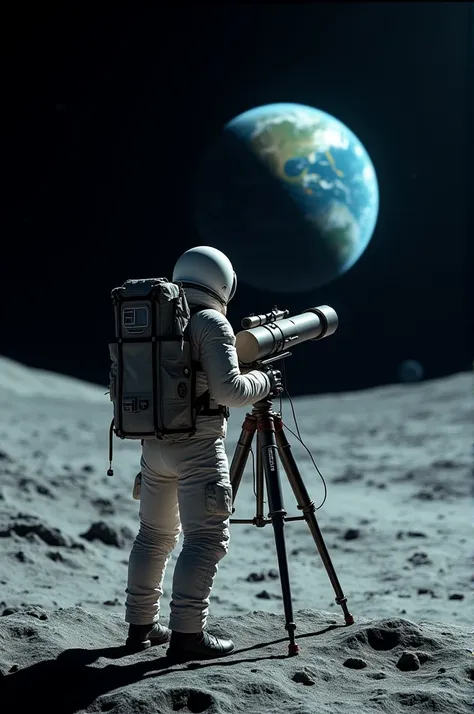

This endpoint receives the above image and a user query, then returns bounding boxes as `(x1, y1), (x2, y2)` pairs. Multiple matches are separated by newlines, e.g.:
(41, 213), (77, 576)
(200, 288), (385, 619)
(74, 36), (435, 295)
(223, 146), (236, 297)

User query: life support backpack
(107, 277), (228, 475)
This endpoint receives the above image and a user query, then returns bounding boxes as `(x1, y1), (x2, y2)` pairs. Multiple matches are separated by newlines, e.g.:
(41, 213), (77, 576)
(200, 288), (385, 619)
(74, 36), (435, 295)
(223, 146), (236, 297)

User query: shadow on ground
(1, 626), (338, 714)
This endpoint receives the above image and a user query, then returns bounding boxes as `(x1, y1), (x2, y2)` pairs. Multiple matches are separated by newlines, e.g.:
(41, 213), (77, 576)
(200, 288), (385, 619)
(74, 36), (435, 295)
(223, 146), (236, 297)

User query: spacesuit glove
(264, 367), (284, 397)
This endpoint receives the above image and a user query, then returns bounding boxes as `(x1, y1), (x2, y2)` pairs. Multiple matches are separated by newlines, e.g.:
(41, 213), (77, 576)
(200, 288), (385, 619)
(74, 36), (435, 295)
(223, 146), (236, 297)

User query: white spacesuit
(125, 246), (280, 662)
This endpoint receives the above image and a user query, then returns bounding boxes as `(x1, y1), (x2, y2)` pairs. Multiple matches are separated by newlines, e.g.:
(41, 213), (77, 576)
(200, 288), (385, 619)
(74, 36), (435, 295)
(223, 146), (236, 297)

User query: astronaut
(125, 246), (282, 662)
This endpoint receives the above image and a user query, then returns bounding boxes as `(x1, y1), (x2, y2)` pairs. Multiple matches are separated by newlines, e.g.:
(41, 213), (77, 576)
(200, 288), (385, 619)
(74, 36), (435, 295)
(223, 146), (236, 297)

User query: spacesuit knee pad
(137, 521), (180, 551)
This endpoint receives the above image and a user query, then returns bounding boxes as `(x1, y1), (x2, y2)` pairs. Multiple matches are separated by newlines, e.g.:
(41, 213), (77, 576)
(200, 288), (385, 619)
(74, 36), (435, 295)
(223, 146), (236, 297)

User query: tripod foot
(288, 643), (299, 656)
(285, 621), (299, 655)
(336, 596), (354, 625)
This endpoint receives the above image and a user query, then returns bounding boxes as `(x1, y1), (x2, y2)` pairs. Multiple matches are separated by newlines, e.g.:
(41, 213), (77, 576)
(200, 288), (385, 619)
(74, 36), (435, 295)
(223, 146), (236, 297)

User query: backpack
(107, 277), (228, 476)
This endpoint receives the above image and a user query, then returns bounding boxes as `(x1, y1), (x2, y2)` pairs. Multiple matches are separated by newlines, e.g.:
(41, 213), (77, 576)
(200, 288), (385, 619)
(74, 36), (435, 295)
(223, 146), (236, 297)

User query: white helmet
(172, 246), (237, 307)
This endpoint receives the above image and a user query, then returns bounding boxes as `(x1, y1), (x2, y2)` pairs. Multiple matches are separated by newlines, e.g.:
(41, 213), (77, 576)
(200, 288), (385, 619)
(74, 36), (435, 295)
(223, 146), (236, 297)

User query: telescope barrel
(236, 305), (338, 364)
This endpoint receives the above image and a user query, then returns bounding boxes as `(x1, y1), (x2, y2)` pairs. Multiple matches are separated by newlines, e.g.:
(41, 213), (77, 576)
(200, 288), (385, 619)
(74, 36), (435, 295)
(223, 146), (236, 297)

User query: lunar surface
(0, 356), (472, 713)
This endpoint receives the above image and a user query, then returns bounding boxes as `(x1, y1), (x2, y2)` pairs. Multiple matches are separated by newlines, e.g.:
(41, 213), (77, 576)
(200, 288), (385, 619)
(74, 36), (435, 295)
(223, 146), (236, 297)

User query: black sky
(0, 2), (472, 396)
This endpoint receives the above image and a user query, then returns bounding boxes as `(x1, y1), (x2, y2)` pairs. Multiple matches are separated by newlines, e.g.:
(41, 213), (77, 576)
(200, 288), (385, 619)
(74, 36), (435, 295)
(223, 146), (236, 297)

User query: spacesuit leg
(168, 437), (233, 633)
(125, 442), (181, 625)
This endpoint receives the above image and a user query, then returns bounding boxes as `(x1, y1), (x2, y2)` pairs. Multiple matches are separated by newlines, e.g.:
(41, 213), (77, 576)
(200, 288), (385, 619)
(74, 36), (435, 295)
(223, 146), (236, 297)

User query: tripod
(229, 398), (354, 655)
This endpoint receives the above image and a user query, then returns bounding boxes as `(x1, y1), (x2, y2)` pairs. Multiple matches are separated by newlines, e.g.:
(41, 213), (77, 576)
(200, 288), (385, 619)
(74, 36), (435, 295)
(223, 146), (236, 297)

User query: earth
(194, 102), (379, 293)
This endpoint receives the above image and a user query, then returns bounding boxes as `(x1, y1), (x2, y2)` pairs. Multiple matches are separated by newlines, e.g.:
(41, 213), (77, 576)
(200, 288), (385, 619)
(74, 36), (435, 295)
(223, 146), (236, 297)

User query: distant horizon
(0, 353), (468, 400)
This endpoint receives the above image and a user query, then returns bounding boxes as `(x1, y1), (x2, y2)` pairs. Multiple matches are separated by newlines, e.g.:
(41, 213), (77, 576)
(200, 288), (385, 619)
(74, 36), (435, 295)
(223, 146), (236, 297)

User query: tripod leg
(255, 431), (265, 522)
(257, 415), (299, 655)
(229, 414), (257, 501)
(274, 419), (354, 626)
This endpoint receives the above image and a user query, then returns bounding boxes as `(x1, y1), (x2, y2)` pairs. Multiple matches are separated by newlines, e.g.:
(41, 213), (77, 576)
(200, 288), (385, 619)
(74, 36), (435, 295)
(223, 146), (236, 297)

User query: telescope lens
(304, 306), (338, 341)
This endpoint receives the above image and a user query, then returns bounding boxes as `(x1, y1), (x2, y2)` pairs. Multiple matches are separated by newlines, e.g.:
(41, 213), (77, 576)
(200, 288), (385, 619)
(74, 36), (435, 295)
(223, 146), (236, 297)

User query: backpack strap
(187, 305), (230, 419)
(194, 389), (229, 418)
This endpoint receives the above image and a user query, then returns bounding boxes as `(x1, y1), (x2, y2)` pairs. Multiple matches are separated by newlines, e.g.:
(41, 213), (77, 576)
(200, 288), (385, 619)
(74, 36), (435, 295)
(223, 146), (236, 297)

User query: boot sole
(126, 633), (171, 652)
(125, 639), (151, 652)
(166, 645), (235, 664)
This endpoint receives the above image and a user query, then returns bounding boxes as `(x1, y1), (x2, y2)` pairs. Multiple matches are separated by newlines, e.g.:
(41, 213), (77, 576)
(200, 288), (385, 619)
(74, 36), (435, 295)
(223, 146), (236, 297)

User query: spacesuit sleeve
(197, 310), (271, 407)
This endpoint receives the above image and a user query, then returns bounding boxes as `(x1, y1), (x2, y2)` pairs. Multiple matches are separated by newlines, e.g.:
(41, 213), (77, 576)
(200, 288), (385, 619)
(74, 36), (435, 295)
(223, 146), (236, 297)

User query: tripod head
(236, 304), (338, 368)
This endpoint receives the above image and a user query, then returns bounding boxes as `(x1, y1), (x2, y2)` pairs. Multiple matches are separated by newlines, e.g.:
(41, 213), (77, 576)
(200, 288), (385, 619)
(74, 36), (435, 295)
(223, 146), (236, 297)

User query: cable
(250, 448), (257, 499)
(247, 359), (327, 511)
(280, 359), (328, 510)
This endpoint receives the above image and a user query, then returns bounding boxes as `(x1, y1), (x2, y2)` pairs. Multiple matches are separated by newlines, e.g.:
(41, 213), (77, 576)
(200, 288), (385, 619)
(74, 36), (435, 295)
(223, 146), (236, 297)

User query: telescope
(236, 305), (338, 367)
(230, 301), (353, 658)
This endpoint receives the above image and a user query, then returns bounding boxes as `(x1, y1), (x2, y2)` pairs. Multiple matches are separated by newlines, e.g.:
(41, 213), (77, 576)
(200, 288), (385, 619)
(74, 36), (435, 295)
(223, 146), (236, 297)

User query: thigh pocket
(205, 480), (233, 516)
